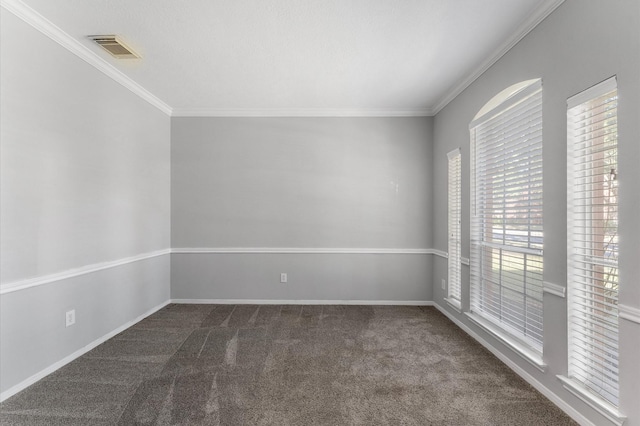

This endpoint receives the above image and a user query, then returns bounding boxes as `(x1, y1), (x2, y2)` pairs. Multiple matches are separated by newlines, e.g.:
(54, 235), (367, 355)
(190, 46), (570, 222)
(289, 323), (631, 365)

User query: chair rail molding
(543, 281), (566, 298)
(0, 249), (171, 295)
(618, 304), (640, 324)
(171, 247), (434, 255)
(1, 247), (442, 294)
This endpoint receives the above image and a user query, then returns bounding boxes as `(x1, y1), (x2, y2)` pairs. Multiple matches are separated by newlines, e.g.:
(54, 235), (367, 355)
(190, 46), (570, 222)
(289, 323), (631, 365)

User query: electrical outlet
(280, 273), (288, 283)
(441, 279), (446, 290)
(65, 309), (76, 327)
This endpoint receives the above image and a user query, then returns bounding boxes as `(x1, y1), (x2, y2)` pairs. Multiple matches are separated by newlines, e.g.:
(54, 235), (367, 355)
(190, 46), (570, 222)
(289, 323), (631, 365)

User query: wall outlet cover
(65, 309), (76, 327)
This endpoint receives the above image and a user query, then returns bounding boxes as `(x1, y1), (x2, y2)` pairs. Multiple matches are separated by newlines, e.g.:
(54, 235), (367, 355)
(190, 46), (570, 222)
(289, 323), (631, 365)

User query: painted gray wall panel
(0, 256), (170, 394)
(0, 11), (171, 285)
(432, 1), (640, 425)
(0, 11), (171, 395)
(171, 116), (433, 303)
(171, 117), (433, 249)
(171, 253), (431, 302)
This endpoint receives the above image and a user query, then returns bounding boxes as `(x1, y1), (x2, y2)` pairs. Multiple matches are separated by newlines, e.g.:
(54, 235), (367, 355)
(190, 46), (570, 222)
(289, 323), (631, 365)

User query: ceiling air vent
(90, 35), (140, 59)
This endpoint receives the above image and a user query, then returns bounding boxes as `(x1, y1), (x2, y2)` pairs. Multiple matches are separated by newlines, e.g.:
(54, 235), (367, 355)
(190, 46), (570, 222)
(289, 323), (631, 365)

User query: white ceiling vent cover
(90, 35), (140, 59)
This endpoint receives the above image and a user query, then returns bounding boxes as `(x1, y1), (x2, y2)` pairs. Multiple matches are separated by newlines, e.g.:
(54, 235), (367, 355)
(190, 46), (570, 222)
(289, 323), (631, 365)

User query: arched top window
(470, 78), (542, 127)
(468, 79), (544, 365)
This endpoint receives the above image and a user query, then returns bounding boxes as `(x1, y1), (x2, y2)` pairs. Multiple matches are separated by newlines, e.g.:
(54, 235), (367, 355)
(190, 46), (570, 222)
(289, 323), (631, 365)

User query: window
(447, 148), (462, 308)
(469, 80), (544, 360)
(566, 77), (620, 410)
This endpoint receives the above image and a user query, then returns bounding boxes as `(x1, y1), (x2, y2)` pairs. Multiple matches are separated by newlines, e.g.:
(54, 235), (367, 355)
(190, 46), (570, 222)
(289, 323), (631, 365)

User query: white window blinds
(470, 80), (544, 353)
(567, 77), (619, 408)
(448, 148), (462, 307)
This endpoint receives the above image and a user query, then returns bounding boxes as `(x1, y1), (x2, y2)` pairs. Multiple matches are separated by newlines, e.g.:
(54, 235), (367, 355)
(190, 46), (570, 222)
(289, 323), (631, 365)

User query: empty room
(1, 0), (639, 425)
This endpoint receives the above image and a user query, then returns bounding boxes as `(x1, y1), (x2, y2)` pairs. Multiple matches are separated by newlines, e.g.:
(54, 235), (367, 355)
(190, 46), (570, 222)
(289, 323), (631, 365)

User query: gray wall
(171, 117), (433, 301)
(0, 11), (171, 394)
(3, 1), (638, 424)
(0, 257), (170, 394)
(171, 253), (431, 301)
(431, 1), (640, 425)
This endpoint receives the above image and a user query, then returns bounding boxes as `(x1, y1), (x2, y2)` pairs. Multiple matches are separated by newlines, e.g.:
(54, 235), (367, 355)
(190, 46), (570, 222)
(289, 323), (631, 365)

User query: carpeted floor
(0, 304), (577, 425)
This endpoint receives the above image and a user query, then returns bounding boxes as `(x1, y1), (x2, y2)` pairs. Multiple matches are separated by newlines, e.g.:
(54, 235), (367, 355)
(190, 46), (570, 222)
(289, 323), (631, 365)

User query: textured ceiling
(10, 0), (561, 115)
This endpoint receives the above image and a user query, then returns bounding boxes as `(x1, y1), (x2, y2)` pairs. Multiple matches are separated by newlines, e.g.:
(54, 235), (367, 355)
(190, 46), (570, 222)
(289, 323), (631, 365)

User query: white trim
(433, 303), (595, 426)
(567, 76), (618, 110)
(0, 0), (172, 115)
(171, 108), (434, 118)
(556, 375), (626, 426)
(171, 247), (433, 255)
(465, 312), (546, 372)
(444, 298), (462, 313)
(461, 257), (470, 266)
(0, 249), (171, 295)
(469, 79), (542, 129)
(172, 299), (434, 306)
(0, 299), (171, 402)
(431, 249), (448, 259)
(0, 0), (565, 118)
(0, 248), (437, 295)
(472, 79), (541, 121)
(432, 0), (565, 114)
(0, 0), (565, 119)
(543, 281), (566, 298)
(447, 147), (461, 160)
(618, 304), (640, 324)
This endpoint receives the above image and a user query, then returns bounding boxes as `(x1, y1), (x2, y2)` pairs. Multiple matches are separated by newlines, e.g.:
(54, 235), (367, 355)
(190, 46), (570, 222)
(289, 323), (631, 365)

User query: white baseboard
(0, 299), (171, 403)
(1, 297), (596, 426)
(433, 303), (595, 426)
(172, 299), (434, 306)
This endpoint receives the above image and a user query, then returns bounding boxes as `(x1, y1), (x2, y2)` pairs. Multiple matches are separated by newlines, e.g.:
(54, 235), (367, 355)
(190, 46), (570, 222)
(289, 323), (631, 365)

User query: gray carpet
(0, 304), (577, 425)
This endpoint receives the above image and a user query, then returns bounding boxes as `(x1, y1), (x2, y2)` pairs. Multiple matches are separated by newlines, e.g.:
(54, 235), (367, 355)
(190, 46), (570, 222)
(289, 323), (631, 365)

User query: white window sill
(445, 298), (462, 313)
(464, 312), (546, 372)
(556, 375), (626, 426)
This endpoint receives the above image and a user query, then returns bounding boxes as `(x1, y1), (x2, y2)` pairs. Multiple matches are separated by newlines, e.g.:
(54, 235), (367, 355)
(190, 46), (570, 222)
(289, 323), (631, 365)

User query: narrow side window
(566, 77), (620, 410)
(447, 148), (462, 309)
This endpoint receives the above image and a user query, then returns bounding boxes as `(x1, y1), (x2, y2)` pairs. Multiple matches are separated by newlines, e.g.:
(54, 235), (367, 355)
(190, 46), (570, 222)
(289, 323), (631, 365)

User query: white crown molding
(171, 247), (433, 255)
(543, 281), (566, 298)
(0, 249), (171, 295)
(0, 0), (173, 116)
(431, 0), (565, 115)
(172, 299), (434, 306)
(2, 0), (564, 119)
(171, 108), (434, 118)
(0, 299), (170, 402)
(618, 304), (640, 325)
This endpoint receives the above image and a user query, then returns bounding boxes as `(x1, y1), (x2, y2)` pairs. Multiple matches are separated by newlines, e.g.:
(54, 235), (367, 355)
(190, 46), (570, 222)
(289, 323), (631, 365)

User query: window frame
(468, 80), (545, 366)
(446, 148), (462, 310)
(559, 76), (624, 424)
